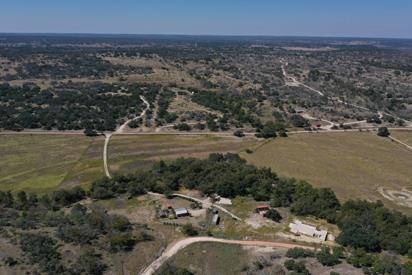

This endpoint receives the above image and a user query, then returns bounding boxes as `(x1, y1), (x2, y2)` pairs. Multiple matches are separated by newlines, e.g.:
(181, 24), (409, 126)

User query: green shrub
(286, 247), (315, 259)
(182, 223), (198, 236)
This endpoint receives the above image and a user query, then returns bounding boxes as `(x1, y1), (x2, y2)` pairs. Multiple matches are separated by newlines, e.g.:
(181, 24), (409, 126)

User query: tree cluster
(0, 186), (150, 274)
(337, 200), (412, 256)
(0, 83), (159, 133)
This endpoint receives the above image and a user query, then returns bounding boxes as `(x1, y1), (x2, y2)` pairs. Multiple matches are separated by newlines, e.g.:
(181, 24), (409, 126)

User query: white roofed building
(174, 208), (190, 218)
(289, 220), (328, 241)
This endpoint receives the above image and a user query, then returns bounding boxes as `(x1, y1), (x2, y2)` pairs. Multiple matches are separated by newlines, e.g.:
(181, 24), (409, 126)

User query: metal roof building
(289, 220), (328, 241)
(174, 207), (189, 217)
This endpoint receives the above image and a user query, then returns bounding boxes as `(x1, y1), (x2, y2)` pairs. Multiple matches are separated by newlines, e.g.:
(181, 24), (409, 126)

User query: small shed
(158, 209), (168, 218)
(212, 194), (232, 205)
(175, 207), (190, 218)
(255, 205), (270, 214)
(294, 107), (306, 114)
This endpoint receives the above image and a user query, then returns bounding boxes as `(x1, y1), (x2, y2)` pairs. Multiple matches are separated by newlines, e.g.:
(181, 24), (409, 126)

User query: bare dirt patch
(378, 187), (412, 208)
(245, 213), (276, 229)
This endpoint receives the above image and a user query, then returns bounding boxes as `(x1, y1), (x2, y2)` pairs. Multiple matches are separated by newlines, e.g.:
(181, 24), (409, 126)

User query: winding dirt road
(280, 61), (412, 151)
(140, 237), (314, 275)
(103, 133), (113, 178)
(103, 95), (150, 178)
(281, 61), (409, 121)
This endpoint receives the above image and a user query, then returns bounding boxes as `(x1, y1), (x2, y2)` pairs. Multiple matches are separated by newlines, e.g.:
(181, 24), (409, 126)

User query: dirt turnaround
(378, 187), (412, 208)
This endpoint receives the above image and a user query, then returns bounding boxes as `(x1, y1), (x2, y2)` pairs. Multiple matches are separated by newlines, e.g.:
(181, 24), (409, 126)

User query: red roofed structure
(255, 205), (270, 213)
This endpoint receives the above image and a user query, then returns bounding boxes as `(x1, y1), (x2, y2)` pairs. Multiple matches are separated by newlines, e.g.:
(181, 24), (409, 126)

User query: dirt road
(140, 237), (314, 275)
(117, 96), (150, 134)
(103, 133), (113, 178)
(280, 61), (408, 121)
(1, 127), (411, 138)
(388, 135), (412, 151)
(103, 95), (150, 178)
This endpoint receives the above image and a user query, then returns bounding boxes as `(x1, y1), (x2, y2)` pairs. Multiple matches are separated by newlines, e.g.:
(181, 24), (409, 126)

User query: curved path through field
(103, 95), (150, 178)
(140, 236), (314, 275)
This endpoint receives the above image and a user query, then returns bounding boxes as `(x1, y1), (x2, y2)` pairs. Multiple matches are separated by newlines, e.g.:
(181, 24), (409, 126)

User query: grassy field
(391, 130), (412, 145)
(242, 131), (412, 214)
(159, 241), (363, 275)
(108, 134), (259, 175)
(0, 134), (104, 193)
(0, 133), (257, 193)
(158, 242), (249, 275)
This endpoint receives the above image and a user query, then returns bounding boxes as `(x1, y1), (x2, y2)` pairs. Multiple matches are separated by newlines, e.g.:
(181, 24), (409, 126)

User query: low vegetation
(0, 186), (151, 274)
(0, 134), (104, 193)
(1, 153), (411, 274)
(1, 33), (412, 275)
(88, 154), (412, 257)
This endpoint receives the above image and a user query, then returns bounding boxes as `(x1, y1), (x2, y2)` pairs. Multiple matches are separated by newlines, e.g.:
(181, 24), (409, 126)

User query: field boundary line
(388, 136), (412, 152)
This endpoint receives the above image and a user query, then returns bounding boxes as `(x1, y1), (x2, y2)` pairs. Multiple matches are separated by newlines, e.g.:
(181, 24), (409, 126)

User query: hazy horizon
(1, 32), (412, 40)
(1, 0), (412, 39)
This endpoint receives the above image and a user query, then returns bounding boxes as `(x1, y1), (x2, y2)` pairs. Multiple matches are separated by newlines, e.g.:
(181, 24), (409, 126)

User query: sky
(1, 0), (412, 38)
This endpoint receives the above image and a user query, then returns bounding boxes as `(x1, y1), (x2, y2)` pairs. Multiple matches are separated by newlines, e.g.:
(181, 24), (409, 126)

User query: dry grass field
(159, 242), (362, 275)
(391, 130), (412, 145)
(103, 56), (201, 88)
(0, 133), (257, 194)
(159, 242), (249, 275)
(107, 134), (259, 175)
(242, 132), (412, 214)
(0, 134), (104, 193)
